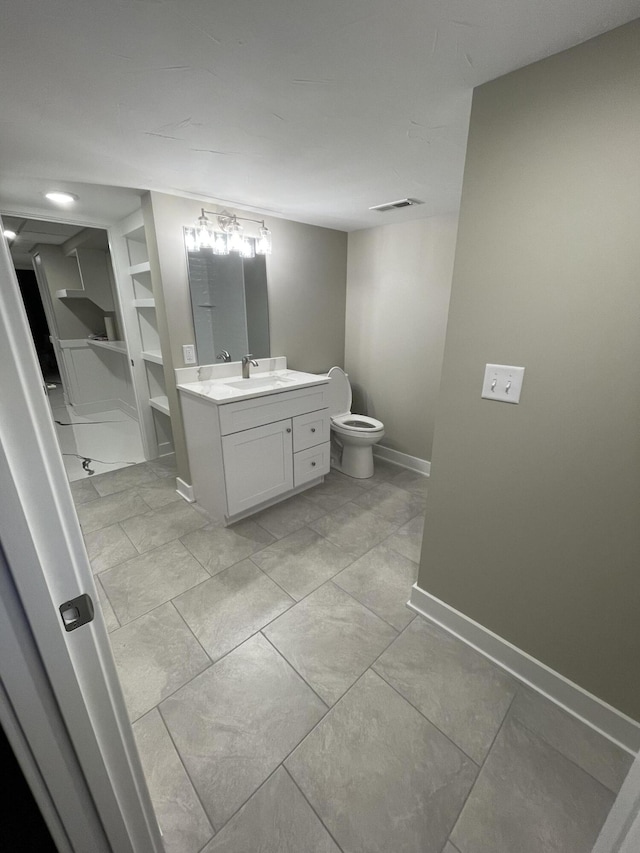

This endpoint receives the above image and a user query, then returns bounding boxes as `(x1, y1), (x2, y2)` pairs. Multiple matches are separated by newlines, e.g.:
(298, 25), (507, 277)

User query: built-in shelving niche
(111, 211), (174, 460)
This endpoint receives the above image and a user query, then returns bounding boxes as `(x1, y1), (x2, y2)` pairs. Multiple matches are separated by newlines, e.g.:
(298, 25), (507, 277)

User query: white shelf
(133, 298), (156, 309)
(128, 261), (151, 275)
(86, 339), (128, 355)
(56, 288), (86, 299)
(149, 396), (170, 416)
(141, 350), (163, 365)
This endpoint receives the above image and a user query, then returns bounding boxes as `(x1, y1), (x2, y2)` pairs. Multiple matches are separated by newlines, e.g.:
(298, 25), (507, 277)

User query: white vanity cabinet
(179, 378), (330, 524)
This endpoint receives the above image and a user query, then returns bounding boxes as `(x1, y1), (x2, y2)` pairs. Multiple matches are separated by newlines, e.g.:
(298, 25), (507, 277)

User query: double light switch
(481, 364), (525, 404)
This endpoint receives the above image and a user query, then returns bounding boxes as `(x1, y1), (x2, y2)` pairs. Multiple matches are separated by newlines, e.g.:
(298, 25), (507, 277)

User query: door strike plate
(59, 593), (95, 632)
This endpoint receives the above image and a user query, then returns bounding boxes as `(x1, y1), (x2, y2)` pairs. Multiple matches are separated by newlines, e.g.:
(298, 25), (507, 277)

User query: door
(222, 418), (294, 516)
(0, 229), (163, 852)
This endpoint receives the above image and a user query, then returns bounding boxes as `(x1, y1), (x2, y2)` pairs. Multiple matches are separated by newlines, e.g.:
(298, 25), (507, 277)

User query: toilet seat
(332, 413), (384, 433)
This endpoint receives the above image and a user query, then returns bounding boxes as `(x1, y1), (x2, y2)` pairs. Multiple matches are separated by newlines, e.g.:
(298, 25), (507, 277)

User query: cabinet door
(222, 420), (293, 516)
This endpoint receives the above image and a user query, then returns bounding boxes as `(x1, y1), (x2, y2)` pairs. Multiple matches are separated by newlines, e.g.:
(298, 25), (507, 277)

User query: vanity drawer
(218, 385), (329, 435)
(293, 442), (330, 487)
(292, 410), (330, 452)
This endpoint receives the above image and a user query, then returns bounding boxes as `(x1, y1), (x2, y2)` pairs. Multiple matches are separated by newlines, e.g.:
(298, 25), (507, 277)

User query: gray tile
(135, 477), (183, 509)
(451, 716), (615, 853)
(201, 768), (340, 853)
(373, 618), (517, 764)
(100, 540), (210, 624)
(109, 602), (211, 721)
(76, 489), (150, 534)
(304, 471), (368, 512)
(121, 501), (207, 553)
(442, 845), (461, 853)
(389, 468), (429, 497)
(352, 457), (402, 489)
(354, 481), (426, 526)
(181, 519), (275, 577)
(309, 502), (399, 558)
(160, 633), (326, 829)
(95, 577), (119, 633)
(254, 494), (327, 539)
(91, 463), (158, 497)
(83, 523), (137, 573)
(265, 582), (397, 706)
(70, 477), (100, 505)
(133, 709), (214, 853)
(148, 454), (178, 478)
(251, 527), (353, 600)
(286, 670), (477, 853)
(333, 543), (417, 630)
(384, 514), (425, 564)
(173, 560), (293, 662)
(510, 688), (633, 794)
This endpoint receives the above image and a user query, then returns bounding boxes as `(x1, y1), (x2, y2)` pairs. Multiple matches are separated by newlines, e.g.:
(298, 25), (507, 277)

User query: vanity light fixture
(45, 191), (79, 205)
(187, 209), (272, 256)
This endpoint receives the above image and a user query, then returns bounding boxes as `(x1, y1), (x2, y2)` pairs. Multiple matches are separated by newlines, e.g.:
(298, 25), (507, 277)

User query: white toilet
(327, 366), (385, 479)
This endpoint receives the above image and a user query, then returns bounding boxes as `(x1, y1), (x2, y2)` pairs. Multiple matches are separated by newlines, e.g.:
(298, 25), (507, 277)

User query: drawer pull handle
(286, 428), (292, 433)
(311, 461), (316, 467)
(311, 427), (316, 433)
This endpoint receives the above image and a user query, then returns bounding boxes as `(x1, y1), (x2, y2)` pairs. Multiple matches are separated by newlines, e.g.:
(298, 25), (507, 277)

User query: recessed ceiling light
(3, 230), (17, 240)
(45, 191), (78, 205)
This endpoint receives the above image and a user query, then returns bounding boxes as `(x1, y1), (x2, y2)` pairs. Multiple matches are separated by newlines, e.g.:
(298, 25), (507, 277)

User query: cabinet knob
(311, 427), (316, 433)
(311, 461), (316, 467)
(286, 427), (292, 433)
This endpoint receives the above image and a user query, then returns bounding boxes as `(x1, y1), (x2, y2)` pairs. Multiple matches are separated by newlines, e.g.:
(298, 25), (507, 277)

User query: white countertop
(177, 368), (328, 404)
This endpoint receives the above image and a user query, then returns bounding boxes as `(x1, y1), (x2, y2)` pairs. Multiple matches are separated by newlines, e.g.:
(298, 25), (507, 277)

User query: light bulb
(3, 229), (16, 240)
(256, 225), (272, 255)
(227, 219), (245, 253)
(213, 233), (228, 255)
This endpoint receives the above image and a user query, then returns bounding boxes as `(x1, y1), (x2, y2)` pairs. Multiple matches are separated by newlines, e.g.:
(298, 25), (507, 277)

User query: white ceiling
(0, 0), (637, 231)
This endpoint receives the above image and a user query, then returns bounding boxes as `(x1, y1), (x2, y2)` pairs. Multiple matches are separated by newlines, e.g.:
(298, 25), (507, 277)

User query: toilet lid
(327, 366), (352, 417)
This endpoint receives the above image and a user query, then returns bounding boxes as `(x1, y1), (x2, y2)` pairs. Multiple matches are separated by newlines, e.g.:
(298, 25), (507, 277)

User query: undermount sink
(227, 376), (295, 391)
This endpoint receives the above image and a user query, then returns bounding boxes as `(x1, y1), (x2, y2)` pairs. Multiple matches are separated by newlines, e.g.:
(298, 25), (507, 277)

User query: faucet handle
(243, 353), (259, 366)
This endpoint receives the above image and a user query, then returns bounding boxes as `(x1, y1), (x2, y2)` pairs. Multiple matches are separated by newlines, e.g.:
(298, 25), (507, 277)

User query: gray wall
(417, 21), (640, 720)
(34, 245), (105, 340)
(144, 191), (347, 483)
(345, 217), (457, 461)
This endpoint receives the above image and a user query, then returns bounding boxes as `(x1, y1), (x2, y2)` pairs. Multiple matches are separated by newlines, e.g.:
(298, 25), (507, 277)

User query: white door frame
(0, 228), (163, 851)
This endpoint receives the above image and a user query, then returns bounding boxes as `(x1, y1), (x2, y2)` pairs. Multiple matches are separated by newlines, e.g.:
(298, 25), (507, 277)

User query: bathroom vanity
(178, 359), (330, 524)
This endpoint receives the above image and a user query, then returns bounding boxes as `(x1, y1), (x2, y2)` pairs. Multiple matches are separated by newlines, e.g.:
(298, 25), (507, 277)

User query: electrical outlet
(182, 344), (196, 365)
(481, 364), (525, 404)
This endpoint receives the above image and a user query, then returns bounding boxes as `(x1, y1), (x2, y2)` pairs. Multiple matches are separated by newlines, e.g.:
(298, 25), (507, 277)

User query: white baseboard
(409, 583), (640, 755)
(71, 399), (137, 420)
(175, 477), (194, 503)
(373, 445), (430, 476)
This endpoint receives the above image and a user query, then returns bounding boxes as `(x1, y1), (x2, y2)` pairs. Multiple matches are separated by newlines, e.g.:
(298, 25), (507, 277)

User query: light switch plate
(182, 344), (196, 365)
(481, 364), (525, 404)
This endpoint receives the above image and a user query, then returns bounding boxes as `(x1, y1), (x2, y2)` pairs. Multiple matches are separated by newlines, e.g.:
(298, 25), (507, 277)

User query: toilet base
(331, 439), (375, 479)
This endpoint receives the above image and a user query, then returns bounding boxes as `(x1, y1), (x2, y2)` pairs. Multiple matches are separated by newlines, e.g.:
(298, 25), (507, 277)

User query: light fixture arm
(200, 209), (267, 232)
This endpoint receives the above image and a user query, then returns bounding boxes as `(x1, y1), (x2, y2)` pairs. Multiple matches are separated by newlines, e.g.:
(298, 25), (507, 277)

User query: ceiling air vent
(369, 198), (423, 213)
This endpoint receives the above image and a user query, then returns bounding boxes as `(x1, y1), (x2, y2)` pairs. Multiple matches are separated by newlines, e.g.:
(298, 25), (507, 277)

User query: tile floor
(71, 458), (632, 853)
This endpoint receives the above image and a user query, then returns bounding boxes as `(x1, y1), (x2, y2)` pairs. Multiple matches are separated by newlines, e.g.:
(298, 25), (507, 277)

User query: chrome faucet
(242, 354), (259, 379)
(216, 350), (231, 363)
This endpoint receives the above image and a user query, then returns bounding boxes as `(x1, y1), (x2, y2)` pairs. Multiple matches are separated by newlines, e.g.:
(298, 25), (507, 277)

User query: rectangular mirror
(185, 236), (270, 364)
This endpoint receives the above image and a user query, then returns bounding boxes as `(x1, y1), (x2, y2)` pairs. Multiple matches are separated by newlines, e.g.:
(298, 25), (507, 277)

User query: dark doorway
(15, 268), (60, 384)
